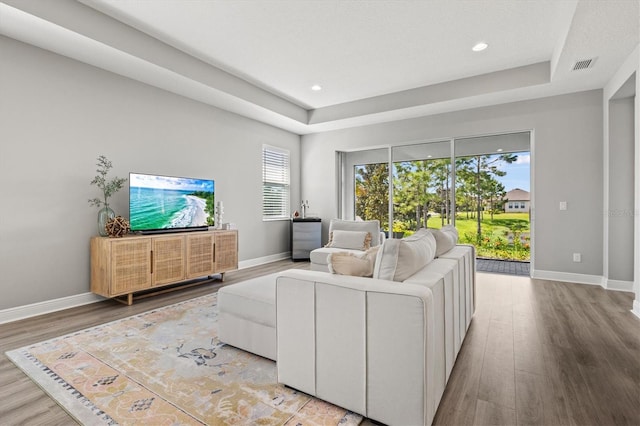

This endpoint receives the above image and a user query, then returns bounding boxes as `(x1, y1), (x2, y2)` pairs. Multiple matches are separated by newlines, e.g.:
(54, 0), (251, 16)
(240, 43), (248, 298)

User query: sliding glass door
(339, 131), (531, 261)
(454, 133), (531, 261)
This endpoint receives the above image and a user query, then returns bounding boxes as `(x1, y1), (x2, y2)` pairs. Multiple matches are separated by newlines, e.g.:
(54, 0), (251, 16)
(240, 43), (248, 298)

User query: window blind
(262, 145), (290, 220)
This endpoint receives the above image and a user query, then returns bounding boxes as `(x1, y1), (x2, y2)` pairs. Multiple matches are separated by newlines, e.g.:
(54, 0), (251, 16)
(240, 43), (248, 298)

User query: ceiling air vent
(572, 58), (597, 71)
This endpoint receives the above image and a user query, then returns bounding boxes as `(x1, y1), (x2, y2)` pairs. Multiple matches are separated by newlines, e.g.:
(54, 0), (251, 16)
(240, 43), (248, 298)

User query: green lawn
(424, 212), (530, 261)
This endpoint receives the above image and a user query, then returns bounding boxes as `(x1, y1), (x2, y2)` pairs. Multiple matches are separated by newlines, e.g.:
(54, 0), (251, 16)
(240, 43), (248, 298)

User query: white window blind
(262, 145), (290, 220)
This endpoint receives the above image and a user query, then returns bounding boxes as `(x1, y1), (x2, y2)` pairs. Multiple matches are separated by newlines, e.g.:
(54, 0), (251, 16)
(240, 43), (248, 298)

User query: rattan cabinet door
(152, 236), (186, 286)
(214, 230), (238, 273)
(186, 233), (215, 279)
(110, 238), (152, 295)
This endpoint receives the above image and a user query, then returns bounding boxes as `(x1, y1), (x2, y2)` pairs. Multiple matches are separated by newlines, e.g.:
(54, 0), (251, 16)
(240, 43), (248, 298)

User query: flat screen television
(129, 172), (215, 234)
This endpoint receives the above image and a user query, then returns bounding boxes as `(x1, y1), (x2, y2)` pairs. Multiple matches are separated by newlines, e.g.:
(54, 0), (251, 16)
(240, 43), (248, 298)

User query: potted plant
(88, 155), (127, 236)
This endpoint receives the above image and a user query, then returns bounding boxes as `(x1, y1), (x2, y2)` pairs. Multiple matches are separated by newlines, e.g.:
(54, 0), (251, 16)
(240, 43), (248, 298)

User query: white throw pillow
(325, 230), (372, 250)
(373, 229), (437, 282)
(328, 246), (380, 277)
(428, 228), (456, 257)
(440, 224), (459, 245)
(329, 219), (382, 246)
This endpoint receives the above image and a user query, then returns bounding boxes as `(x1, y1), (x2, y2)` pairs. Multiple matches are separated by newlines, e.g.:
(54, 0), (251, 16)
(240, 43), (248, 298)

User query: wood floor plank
(542, 341), (607, 426)
(511, 276), (546, 376)
(565, 283), (640, 373)
(527, 281), (572, 349)
(477, 319), (516, 410)
(515, 370), (545, 426)
(433, 320), (488, 425)
(473, 399), (517, 426)
(576, 361), (640, 425)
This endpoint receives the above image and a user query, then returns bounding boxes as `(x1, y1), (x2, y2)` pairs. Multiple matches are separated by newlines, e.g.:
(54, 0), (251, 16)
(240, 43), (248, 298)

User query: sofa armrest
(275, 269), (436, 426)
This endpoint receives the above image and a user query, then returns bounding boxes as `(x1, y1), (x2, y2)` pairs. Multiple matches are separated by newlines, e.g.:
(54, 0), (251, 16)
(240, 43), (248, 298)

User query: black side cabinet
(291, 218), (322, 260)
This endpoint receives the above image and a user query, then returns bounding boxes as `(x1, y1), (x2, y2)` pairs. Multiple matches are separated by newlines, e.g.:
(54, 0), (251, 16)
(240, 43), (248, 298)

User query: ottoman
(217, 273), (278, 360)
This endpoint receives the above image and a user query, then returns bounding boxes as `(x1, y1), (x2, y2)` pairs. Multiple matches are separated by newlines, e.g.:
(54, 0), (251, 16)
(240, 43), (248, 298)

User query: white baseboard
(531, 270), (636, 294)
(0, 253), (293, 325)
(530, 269), (603, 286)
(604, 279), (635, 293)
(0, 292), (104, 325)
(632, 300), (640, 319)
(238, 252), (290, 269)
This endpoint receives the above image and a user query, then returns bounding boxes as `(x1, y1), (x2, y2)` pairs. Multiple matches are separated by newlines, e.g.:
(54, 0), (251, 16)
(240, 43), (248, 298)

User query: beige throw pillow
(328, 246), (380, 277)
(373, 229), (437, 281)
(325, 230), (372, 250)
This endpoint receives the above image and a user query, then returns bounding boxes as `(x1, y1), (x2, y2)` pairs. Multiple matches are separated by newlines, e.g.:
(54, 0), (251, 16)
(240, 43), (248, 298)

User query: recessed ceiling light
(496, 148), (504, 152)
(311, 84), (322, 91)
(472, 42), (488, 52)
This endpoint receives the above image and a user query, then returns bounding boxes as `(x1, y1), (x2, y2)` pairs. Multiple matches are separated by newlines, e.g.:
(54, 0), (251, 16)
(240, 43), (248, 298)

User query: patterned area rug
(6, 293), (362, 425)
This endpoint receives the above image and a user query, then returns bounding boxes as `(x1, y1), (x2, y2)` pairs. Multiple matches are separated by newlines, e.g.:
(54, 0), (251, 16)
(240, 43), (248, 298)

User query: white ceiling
(80, 0), (581, 109)
(2, 0), (639, 133)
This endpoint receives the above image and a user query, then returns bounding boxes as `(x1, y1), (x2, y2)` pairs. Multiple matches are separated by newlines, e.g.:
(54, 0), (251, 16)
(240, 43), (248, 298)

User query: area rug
(6, 293), (362, 425)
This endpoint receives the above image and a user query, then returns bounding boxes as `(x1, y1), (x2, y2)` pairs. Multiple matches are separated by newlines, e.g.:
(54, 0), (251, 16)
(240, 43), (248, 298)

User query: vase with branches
(89, 155), (127, 236)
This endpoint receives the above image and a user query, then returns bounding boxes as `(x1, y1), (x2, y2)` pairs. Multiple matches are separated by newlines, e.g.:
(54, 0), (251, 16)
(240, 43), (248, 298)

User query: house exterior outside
(504, 188), (530, 212)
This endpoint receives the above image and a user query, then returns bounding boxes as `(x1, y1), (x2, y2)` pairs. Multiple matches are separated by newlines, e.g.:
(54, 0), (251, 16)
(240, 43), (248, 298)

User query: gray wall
(608, 97), (635, 282)
(301, 90), (604, 277)
(0, 36), (300, 310)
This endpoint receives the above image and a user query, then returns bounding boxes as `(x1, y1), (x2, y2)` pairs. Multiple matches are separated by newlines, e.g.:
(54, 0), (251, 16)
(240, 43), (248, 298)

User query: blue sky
(496, 152), (530, 192)
(130, 173), (214, 192)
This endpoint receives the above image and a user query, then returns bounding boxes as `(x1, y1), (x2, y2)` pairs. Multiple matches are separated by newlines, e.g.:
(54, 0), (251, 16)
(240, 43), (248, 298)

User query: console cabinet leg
(113, 293), (134, 306)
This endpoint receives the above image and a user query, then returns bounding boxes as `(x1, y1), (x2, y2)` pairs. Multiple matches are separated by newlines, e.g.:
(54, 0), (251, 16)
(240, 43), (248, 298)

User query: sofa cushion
(218, 274), (277, 328)
(328, 246), (380, 277)
(428, 228), (456, 257)
(326, 230), (372, 250)
(329, 219), (382, 246)
(373, 229), (437, 282)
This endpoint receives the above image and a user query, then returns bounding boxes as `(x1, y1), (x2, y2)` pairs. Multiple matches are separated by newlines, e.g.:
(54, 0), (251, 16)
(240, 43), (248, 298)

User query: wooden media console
(91, 229), (238, 305)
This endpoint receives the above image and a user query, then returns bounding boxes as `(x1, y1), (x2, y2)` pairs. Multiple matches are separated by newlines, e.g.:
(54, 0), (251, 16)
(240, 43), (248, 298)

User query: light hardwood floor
(1, 260), (638, 425)
(433, 272), (640, 426)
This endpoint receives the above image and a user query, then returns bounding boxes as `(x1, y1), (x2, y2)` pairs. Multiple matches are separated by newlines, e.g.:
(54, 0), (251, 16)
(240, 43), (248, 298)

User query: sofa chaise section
(275, 241), (475, 426)
(276, 269), (437, 426)
(218, 273), (279, 360)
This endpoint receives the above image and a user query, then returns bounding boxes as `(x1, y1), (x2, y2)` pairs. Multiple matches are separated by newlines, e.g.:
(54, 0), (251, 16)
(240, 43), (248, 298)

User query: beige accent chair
(309, 219), (385, 271)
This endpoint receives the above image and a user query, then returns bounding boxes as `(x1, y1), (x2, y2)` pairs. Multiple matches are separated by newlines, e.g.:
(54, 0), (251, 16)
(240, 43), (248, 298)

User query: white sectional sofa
(218, 225), (475, 426)
(276, 227), (475, 426)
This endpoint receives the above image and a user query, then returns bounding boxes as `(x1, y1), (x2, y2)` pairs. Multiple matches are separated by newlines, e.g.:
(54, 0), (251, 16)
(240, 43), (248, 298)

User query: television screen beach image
(129, 173), (215, 232)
